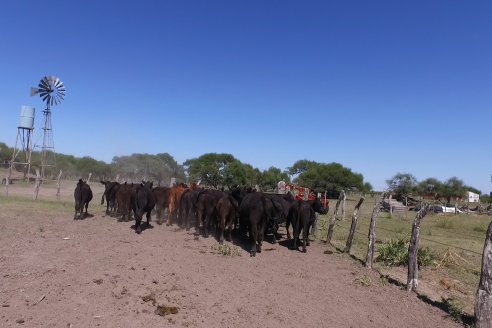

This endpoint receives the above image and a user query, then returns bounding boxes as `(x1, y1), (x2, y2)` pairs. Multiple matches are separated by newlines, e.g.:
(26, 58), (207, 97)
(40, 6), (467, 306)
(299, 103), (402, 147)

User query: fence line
(332, 219), (483, 256)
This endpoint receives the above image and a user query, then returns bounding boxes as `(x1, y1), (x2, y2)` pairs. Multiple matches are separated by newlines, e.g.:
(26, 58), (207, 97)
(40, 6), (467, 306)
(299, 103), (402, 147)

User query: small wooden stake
(365, 193), (386, 269)
(344, 197), (365, 253)
(475, 221), (492, 328)
(33, 169), (41, 200)
(56, 170), (62, 200)
(326, 190), (345, 244)
(407, 204), (430, 291)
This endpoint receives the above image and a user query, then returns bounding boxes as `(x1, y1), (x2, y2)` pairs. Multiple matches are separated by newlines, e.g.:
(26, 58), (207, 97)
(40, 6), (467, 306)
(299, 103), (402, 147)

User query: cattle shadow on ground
(74, 213), (94, 221)
(130, 223), (154, 233)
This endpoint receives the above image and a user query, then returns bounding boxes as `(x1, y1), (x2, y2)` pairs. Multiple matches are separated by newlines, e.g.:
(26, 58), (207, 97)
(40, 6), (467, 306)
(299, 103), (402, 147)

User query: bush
(376, 237), (437, 267)
(417, 247), (436, 267)
(210, 244), (242, 257)
(376, 238), (408, 266)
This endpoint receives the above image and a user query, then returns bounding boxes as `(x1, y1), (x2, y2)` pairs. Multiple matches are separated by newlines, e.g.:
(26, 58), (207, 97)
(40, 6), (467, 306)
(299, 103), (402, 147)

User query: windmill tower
(30, 76), (65, 178)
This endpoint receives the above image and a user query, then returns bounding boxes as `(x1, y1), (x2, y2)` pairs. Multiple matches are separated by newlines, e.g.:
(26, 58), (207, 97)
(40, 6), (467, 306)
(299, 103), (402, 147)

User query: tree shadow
(417, 295), (474, 326)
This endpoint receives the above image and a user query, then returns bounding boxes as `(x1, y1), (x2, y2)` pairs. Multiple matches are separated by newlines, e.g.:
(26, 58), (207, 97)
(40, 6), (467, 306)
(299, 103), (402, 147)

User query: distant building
(467, 191), (480, 203)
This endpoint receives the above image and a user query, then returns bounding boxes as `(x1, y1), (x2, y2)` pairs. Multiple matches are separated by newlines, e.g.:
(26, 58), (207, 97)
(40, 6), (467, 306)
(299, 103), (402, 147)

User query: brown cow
(216, 195), (238, 244)
(166, 183), (188, 226)
(153, 186), (170, 225)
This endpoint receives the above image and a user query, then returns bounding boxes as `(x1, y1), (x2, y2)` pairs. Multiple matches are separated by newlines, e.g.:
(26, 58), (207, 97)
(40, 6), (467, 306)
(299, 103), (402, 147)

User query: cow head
(311, 196), (329, 215)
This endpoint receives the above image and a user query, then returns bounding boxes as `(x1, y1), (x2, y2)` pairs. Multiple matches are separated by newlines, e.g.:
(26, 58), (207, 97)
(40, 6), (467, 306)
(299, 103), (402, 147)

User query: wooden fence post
(407, 204), (430, 291)
(365, 193), (387, 269)
(87, 172), (92, 183)
(33, 169), (41, 200)
(115, 174), (120, 183)
(344, 197), (365, 253)
(475, 220), (492, 328)
(325, 190), (345, 244)
(341, 191), (347, 221)
(4, 172), (10, 196)
(56, 170), (63, 200)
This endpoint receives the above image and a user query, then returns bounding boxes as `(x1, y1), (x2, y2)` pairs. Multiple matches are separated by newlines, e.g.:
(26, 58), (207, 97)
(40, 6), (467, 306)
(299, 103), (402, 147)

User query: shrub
(436, 219), (455, 229)
(417, 247), (436, 267)
(210, 244), (242, 257)
(376, 238), (408, 266)
(376, 238), (437, 267)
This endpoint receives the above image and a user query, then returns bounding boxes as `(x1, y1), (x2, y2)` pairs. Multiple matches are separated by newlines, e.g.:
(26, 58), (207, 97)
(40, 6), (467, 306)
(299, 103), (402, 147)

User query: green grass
(315, 195), (491, 314)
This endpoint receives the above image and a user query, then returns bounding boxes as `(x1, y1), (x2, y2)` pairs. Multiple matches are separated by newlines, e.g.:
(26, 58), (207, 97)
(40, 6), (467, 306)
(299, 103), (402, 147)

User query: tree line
(2, 141), (485, 199)
(1, 141), (373, 193)
(386, 172), (488, 204)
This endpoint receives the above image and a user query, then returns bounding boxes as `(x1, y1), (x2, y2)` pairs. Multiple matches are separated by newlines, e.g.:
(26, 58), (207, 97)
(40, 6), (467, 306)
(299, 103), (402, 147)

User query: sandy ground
(0, 182), (463, 328)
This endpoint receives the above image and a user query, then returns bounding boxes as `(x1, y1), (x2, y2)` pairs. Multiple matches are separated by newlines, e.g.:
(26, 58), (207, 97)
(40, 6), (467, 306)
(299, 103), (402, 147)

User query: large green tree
(386, 173), (418, 200)
(112, 153), (184, 185)
(259, 167), (290, 191)
(289, 160), (371, 193)
(183, 153), (236, 188)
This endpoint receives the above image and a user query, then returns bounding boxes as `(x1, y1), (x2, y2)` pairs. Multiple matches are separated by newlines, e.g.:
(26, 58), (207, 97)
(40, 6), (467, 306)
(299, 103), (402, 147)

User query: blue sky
(0, 1), (491, 192)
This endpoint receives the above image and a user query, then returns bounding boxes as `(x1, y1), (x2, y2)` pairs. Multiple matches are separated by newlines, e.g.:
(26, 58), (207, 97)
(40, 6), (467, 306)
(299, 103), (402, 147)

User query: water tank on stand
(19, 106), (35, 129)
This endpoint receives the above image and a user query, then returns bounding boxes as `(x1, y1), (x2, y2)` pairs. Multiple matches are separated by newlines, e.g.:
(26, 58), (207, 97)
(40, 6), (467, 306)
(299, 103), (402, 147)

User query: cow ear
(79, 179), (83, 183)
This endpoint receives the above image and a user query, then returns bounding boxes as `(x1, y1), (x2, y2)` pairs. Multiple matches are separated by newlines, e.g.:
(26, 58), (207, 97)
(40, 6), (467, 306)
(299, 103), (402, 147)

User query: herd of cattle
(73, 179), (329, 256)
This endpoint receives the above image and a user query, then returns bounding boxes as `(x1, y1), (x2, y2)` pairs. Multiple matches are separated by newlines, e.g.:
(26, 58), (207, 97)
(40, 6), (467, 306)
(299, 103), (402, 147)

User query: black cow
(194, 189), (225, 237)
(262, 193), (295, 243)
(131, 181), (156, 234)
(239, 192), (296, 256)
(178, 189), (195, 230)
(100, 181), (120, 215)
(74, 179), (93, 220)
(291, 197), (328, 252)
(116, 182), (135, 222)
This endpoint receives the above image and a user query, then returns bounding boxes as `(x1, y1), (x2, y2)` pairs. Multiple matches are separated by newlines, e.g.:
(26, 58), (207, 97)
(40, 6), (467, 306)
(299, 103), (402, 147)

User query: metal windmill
(30, 76), (65, 178)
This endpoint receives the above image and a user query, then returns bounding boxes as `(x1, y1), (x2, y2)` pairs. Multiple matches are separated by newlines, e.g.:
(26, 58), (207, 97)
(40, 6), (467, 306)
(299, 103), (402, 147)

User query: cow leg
(226, 213), (234, 242)
(285, 218), (291, 240)
(166, 204), (174, 226)
(84, 202), (89, 218)
(271, 222), (279, 244)
(250, 220), (258, 257)
(203, 212), (210, 238)
(257, 220), (266, 253)
(156, 206), (162, 225)
(74, 204), (79, 220)
(302, 220), (308, 253)
(293, 218), (300, 250)
(146, 211), (152, 226)
(135, 212), (142, 234)
(218, 213), (226, 245)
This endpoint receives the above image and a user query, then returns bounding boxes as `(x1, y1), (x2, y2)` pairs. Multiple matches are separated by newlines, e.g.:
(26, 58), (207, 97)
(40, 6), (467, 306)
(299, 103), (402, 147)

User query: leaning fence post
(325, 190), (345, 244)
(475, 220), (492, 328)
(341, 191), (347, 221)
(407, 204), (430, 291)
(344, 197), (365, 253)
(365, 193), (386, 269)
(56, 170), (62, 200)
(33, 169), (41, 200)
